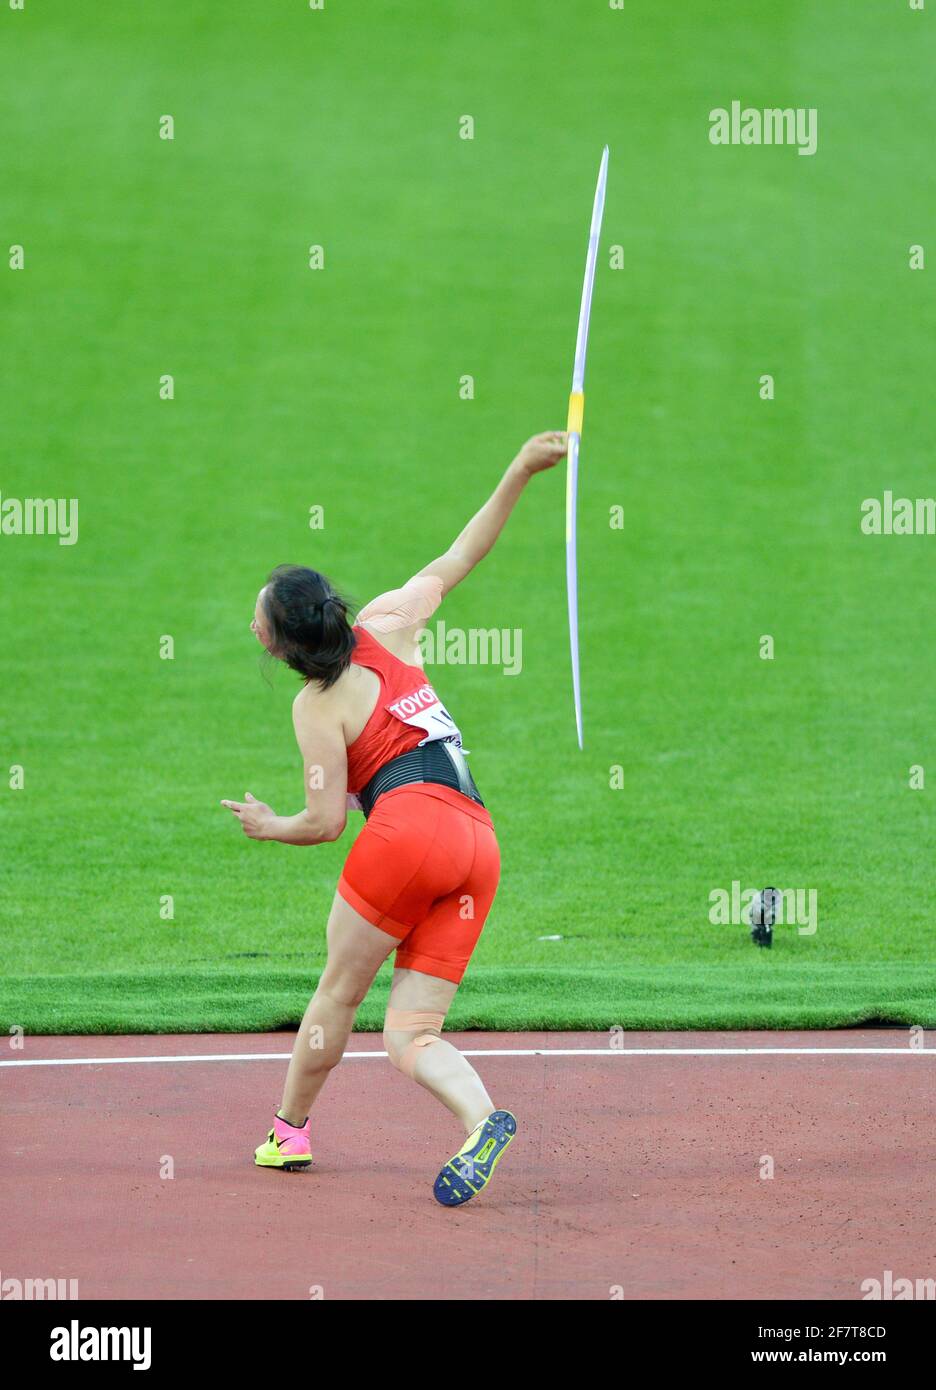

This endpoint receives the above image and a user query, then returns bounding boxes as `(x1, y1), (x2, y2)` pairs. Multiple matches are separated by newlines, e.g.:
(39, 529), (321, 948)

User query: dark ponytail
(262, 565), (356, 689)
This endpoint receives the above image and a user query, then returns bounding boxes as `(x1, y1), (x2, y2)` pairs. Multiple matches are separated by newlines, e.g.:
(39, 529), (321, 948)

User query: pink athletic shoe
(254, 1113), (312, 1172)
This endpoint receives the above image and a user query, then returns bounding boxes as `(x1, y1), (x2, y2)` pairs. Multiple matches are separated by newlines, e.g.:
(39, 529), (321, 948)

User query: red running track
(1, 1030), (933, 1300)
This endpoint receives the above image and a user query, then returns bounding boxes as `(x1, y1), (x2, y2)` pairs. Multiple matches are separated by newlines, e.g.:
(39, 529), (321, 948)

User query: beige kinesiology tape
(356, 575), (444, 633)
(384, 1008), (446, 1079)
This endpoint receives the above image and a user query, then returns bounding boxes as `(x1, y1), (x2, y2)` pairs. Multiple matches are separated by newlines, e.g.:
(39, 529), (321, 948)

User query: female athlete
(221, 430), (567, 1205)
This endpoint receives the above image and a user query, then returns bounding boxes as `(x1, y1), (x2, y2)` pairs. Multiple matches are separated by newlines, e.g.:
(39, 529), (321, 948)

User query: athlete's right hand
(513, 432), (568, 478)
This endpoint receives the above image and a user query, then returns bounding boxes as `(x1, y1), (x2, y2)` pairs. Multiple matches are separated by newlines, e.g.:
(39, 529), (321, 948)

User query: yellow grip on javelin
(567, 391), (584, 436)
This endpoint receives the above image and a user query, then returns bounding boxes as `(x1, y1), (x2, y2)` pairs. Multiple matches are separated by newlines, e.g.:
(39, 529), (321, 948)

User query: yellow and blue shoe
(433, 1110), (517, 1206)
(254, 1113), (313, 1172)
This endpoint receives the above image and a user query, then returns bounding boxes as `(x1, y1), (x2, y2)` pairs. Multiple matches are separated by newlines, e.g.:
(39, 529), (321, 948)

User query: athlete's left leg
(278, 891), (399, 1125)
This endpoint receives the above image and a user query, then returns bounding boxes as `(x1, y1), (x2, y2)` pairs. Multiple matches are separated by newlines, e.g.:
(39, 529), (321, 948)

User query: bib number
(386, 684), (467, 752)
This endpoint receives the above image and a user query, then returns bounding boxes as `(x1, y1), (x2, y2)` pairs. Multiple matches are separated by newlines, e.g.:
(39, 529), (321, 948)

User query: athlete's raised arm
(357, 432), (567, 639)
(414, 431), (567, 597)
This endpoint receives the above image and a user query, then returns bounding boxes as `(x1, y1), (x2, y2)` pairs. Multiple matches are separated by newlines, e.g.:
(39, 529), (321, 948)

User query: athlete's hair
(262, 564), (356, 689)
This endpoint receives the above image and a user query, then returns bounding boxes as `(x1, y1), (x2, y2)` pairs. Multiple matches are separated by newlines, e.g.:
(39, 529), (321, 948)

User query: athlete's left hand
(220, 791), (274, 839)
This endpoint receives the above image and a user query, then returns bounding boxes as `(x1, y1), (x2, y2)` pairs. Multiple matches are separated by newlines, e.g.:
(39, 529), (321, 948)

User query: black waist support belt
(359, 741), (484, 819)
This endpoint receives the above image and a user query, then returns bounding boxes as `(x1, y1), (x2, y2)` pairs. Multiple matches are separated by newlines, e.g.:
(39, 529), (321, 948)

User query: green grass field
(2, 1), (935, 1034)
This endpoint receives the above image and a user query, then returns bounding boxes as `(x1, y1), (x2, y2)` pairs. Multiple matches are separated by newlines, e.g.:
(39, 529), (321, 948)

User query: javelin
(565, 145), (608, 750)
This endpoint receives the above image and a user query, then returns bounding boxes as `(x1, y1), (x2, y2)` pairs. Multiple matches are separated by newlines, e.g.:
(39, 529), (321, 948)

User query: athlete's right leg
(277, 891), (399, 1126)
(382, 809), (501, 1132)
(383, 965), (517, 1207)
(383, 966), (493, 1133)
(383, 965), (518, 1206)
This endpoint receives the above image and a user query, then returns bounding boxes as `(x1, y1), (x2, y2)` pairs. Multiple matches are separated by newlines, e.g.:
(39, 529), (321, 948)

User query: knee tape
(384, 1008), (445, 1078)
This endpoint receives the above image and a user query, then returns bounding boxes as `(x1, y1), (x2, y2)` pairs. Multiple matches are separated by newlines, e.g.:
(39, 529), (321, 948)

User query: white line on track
(0, 1047), (930, 1068)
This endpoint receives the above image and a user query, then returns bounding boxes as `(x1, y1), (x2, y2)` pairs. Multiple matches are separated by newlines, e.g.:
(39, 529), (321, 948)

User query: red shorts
(337, 784), (500, 985)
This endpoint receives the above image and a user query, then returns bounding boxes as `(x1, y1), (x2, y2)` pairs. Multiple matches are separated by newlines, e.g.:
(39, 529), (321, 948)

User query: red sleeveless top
(345, 627), (463, 794)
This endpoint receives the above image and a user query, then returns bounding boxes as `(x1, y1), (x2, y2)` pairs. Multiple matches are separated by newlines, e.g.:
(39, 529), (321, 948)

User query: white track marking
(0, 1046), (929, 1069)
